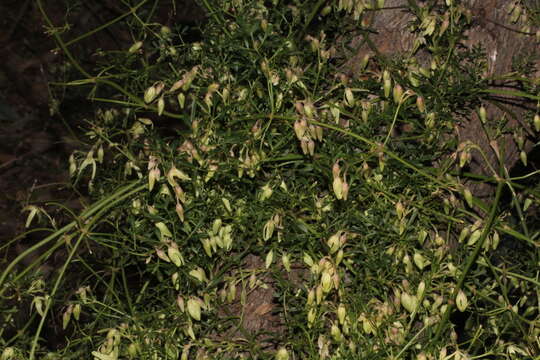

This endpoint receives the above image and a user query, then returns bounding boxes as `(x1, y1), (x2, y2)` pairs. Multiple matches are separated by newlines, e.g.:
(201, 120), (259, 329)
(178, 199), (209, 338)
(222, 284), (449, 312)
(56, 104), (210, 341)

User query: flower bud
(327, 232), (341, 254)
(467, 229), (482, 246)
(400, 292), (418, 313)
(148, 167), (160, 191)
(155, 222), (173, 240)
(275, 347), (289, 360)
(416, 281), (426, 300)
(173, 202), (185, 222)
(463, 188), (473, 208)
(189, 267), (207, 282)
(282, 253), (291, 272)
(413, 252), (428, 270)
(479, 105), (487, 124)
(63, 304), (73, 329)
(321, 271), (333, 293)
(360, 54), (370, 71)
(168, 245), (184, 267)
(384, 79), (392, 98)
(157, 97), (165, 116)
(344, 87), (355, 107)
(1, 348), (15, 360)
(332, 177), (343, 200)
(456, 289), (468, 312)
(416, 96), (425, 113)
(330, 323), (342, 342)
(144, 85), (157, 103)
(129, 41), (143, 53)
(520, 150), (527, 166)
(534, 114), (540, 132)
(393, 84), (404, 103)
(337, 304), (346, 325)
(335, 249), (344, 265)
(187, 297), (201, 321)
(265, 250), (274, 269)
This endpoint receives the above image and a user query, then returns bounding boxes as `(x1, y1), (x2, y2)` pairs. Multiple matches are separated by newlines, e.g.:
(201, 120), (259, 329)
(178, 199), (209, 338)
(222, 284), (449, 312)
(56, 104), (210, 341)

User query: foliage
(1, 0), (540, 359)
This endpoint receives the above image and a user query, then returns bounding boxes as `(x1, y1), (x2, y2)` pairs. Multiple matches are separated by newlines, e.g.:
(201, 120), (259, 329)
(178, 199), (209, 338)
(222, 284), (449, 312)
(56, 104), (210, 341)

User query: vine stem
(433, 175), (504, 341)
(28, 182), (146, 359)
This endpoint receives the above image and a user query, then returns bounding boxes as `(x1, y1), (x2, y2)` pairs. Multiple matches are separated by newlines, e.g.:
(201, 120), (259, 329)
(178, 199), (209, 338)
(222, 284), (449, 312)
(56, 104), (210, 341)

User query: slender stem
(433, 176), (504, 341)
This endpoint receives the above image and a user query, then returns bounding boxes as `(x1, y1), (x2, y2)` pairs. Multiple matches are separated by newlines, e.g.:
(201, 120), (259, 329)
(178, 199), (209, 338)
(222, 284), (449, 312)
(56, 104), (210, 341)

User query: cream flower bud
(344, 87), (355, 107)
(275, 347), (289, 360)
(148, 167), (160, 191)
(144, 85), (157, 103)
(463, 188), (473, 208)
(413, 252), (428, 270)
(360, 54), (370, 71)
(520, 151), (527, 166)
(400, 292), (418, 313)
(327, 233), (340, 254)
(330, 323), (342, 342)
(189, 267), (207, 283)
(337, 304), (346, 325)
(534, 114), (540, 132)
(393, 84), (404, 103)
(187, 297), (201, 321)
(416, 281), (426, 300)
(416, 96), (425, 113)
(307, 308), (317, 327)
(155, 222), (173, 239)
(456, 289), (468, 312)
(341, 179), (349, 200)
(265, 250), (274, 269)
(167, 166), (191, 187)
(168, 245), (184, 267)
(332, 177), (343, 200)
(384, 79), (392, 98)
(157, 97), (165, 116)
(321, 271), (332, 293)
(155, 247), (170, 262)
(335, 249), (344, 265)
(282, 253), (291, 272)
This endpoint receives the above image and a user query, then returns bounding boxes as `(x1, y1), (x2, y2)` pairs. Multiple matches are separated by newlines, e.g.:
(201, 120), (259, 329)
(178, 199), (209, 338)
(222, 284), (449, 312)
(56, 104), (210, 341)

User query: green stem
(433, 176), (504, 341)
(29, 182), (145, 359)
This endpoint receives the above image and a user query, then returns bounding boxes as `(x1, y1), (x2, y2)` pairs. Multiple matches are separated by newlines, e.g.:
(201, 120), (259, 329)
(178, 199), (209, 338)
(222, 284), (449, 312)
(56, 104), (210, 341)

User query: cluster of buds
(263, 213), (282, 241)
(456, 141), (472, 169)
(144, 81), (165, 108)
(92, 328), (121, 360)
(306, 255), (341, 304)
(294, 101), (323, 156)
(177, 140), (202, 165)
(62, 302), (81, 330)
(238, 148), (263, 178)
(326, 231), (347, 265)
(169, 66), (199, 93)
(398, 281), (426, 315)
(332, 160), (349, 200)
(395, 200), (407, 235)
(204, 83), (220, 108)
(200, 218), (234, 257)
(219, 279), (238, 304)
